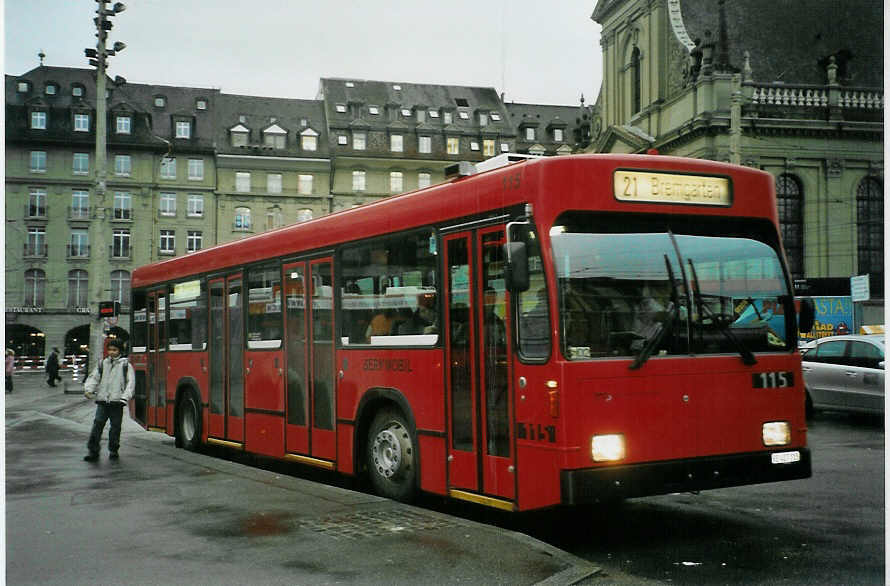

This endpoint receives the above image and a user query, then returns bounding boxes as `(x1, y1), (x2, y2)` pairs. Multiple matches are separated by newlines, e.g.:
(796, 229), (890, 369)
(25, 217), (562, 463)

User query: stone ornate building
(589, 0), (883, 323)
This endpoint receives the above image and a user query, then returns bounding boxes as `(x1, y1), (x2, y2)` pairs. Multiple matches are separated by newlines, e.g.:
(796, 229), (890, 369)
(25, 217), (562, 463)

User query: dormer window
(401, 108), (411, 117)
(458, 110), (470, 120)
(116, 115), (131, 134)
(230, 123), (249, 147)
(368, 105), (379, 115)
(345, 81), (355, 88)
(263, 123), (287, 149)
(479, 112), (488, 126)
(429, 110), (440, 119)
(175, 120), (191, 139)
(336, 104), (347, 113)
(490, 112), (502, 121)
(16, 81), (30, 93)
(393, 84), (402, 91)
(196, 99), (207, 110)
(45, 83), (57, 95)
(554, 128), (564, 142)
(72, 84), (84, 97)
(443, 111), (453, 124)
(300, 128), (318, 151)
(154, 95), (166, 108)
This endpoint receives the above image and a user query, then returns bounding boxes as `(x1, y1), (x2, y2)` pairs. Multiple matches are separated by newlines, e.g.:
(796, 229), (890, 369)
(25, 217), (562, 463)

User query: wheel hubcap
(372, 425), (405, 479)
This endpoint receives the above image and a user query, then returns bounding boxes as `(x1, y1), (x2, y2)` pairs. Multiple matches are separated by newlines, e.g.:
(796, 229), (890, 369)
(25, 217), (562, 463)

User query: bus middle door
(445, 227), (516, 504)
(207, 275), (245, 446)
(146, 289), (167, 432)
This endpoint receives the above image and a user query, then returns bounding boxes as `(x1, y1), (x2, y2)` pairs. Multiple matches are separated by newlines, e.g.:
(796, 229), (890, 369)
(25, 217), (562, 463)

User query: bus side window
(246, 263), (282, 349)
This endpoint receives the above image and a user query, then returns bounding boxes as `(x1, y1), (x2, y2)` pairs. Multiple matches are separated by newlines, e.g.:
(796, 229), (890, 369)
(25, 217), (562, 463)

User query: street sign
(850, 275), (870, 302)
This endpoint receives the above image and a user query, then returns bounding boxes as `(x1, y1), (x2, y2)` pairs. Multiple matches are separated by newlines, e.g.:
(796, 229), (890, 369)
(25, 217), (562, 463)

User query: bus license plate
(771, 451), (801, 465)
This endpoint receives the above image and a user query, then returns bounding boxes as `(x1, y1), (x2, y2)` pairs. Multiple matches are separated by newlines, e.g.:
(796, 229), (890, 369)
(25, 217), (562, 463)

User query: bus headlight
(592, 434), (626, 462)
(762, 421), (791, 446)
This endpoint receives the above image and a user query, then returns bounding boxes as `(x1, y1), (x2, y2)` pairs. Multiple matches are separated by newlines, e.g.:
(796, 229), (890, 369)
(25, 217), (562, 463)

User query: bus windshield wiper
(630, 254), (680, 370)
(687, 259), (757, 366)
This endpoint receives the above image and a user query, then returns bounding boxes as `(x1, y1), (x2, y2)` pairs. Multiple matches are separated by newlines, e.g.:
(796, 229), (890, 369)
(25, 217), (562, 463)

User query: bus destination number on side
(752, 371), (794, 389)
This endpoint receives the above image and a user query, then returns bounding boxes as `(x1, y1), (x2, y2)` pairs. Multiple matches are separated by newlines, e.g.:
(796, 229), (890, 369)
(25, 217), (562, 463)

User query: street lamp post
(86, 1), (125, 368)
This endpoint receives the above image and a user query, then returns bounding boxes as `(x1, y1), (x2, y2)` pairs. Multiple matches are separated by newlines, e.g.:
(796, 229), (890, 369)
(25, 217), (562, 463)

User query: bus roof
(132, 154), (777, 289)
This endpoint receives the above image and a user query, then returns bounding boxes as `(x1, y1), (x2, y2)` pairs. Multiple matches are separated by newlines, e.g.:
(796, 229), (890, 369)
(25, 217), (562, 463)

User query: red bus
(129, 154), (814, 512)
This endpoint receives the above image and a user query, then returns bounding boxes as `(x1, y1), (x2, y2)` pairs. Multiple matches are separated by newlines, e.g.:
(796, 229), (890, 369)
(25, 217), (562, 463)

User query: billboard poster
(798, 296), (854, 343)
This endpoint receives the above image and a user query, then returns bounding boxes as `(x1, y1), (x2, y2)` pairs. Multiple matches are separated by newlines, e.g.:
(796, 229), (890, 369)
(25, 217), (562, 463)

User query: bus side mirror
(504, 242), (530, 292)
(798, 298), (815, 334)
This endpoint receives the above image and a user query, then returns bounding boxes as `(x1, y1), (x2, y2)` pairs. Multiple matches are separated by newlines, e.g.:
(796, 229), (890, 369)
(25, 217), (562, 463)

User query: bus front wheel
(367, 408), (416, 502)
(177, 390), (202, 452)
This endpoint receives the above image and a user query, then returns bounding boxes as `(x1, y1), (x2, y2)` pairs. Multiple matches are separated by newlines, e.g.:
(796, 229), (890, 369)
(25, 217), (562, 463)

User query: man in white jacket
(83, 338), (135, 461)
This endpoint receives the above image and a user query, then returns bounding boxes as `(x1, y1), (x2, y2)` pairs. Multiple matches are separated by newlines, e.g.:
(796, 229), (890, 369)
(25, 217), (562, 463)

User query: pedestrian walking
(5, 349), (15, 394)
(45, 347), (62, 387)
(83, 339), (135, 461)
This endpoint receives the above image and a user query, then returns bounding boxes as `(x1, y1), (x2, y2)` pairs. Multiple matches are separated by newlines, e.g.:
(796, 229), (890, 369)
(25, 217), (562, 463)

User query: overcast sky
(4, 0), (602, 106)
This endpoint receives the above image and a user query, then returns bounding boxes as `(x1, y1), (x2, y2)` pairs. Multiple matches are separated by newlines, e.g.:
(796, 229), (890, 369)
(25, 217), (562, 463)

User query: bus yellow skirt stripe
(449, 489), (515, 512)
(284, 453), (335, 470)
(206, 437), (243, 450)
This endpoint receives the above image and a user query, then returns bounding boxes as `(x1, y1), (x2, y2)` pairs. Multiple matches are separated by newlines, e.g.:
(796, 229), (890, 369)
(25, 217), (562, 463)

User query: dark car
(801, 334), (884, 416)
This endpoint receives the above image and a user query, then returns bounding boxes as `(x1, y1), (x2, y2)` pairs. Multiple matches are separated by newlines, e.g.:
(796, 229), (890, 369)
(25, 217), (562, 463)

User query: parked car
(801, 334), (884, 416)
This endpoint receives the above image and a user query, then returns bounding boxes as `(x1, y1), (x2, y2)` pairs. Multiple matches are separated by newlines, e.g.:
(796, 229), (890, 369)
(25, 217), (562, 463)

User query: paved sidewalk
(6, 373), (601, 585)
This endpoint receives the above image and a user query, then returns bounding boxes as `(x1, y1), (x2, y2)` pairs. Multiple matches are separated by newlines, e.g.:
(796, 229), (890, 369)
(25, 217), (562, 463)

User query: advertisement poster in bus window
(798, 296), (853, 343)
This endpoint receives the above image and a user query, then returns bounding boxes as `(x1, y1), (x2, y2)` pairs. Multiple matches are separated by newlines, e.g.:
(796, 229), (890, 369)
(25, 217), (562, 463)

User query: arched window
(68, 269), (88, 308)
(111, 270), (130, 307)
(856, 177), (883, 294)
(24, 269), (46, 307)
(775, 174), (804, 279)
(631, 46), (642, 115)
(234, 206), (251, 230)
(297, 208), (313, 223)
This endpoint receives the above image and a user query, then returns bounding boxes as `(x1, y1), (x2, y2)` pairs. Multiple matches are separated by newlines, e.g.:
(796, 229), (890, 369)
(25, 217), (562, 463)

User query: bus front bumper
(561, 448), (811, 504)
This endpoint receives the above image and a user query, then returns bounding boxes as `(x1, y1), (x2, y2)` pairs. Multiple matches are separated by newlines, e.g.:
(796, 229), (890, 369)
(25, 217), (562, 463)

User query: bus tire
(367, 408), (416, 502)
(177, 389), (203, 452)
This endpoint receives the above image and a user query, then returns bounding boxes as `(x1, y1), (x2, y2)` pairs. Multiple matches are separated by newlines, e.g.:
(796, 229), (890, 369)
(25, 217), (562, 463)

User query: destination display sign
(614, 170), (732, 206)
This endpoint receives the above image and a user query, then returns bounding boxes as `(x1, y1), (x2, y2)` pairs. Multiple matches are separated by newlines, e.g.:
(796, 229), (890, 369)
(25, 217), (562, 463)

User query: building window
(17, 81), (30, 93)
(231, 126), (248, 147)
(631, 46), (642, 115)
(160, 230), (176, 255)
(470, 141), (480, 151)
(297, 209), (313, 222)
(116, 116), (131, 134)
(300, 129), (318, 151)
(429, 110), (440, 119)
(112, 231), (131, 258)
(160, 192), (176, 216)
(483, 140), (495, 157)
(72, 85), (84, 97)
(154, 96), (166, 108)
(187, 194), (204, 217)
(26, 228), (46, 256)
(554, 128), (564, 142)
(114, 155), (132, 176)
(447, 137), (459, 155)
(196, 99), (207, 110)
(775, 174), (804, 280)
(31, 111), (47, 129)
(490, 112), (501, 122)
(28, 188), (47, 218)
(416, 110), (425, 123)
(418, 172), (431, 189)
(113, 191), (132, 220)
(500, 142), (510, 152)
(335, 104), (347, 113)
(418, 136), (431, 154)
(369, 105), (379, 115)
(525, 127), (535, 141)
(263, 126), (286, 149)
(236, 172), (251, 193)
(110, 270), (130, 304)
(390, 171), (404, 193)
(267, 173), (282, 194)
(298, 174), (313, 195)
(24, 269), (46, 307)
(70, 230), (89, 258)
(186, 230), (203, 253)
(74, 114), (90, 132)
(390, 134), (403, 152)
(401, 108), (412, 118)
(338, 134), (348, 145)
(352, 170), (366, 192)
(479, 112), (488, 126)
(175, 121), (191, 139)
(443, 111), (453, 124)
(73, 153), (89, 175)
(353, 131), (366, 150)
(265, 207), (283, 231)
(72, 190), (89, 219)
(458, 110), (470, 120)
(856, 177), (883, 292)
(68, 269), (88, 308)
(188, 158), (204, 180)
(160, 157), (176, 179)
(234, 207), (251, 230)
(30, 151), (47, 173)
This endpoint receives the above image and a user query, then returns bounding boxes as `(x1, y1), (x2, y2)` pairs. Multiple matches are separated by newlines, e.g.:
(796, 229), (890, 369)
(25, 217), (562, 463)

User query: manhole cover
(301, 508), (455, 539)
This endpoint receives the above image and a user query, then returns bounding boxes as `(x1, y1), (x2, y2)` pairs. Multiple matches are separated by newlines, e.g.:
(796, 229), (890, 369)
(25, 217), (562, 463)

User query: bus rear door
(146, 289), (167, 432)
(444, 227), (516, 505)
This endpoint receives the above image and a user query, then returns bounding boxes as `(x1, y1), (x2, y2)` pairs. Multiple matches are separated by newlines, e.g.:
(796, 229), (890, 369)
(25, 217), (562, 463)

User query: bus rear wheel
(177, 390), (202, 452)
(367, 408), (416, 502)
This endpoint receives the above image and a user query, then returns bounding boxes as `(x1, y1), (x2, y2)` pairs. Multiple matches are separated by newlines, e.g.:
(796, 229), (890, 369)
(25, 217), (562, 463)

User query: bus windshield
(551, 213), (793, 361)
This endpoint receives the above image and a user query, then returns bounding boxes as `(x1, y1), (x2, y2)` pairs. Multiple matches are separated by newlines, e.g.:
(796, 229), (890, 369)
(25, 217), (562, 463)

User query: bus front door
(207, 275), (245, 446)
(445, 228), (516, 503)
(146, 289), (167, 431)
(282, 258), (336, 465)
